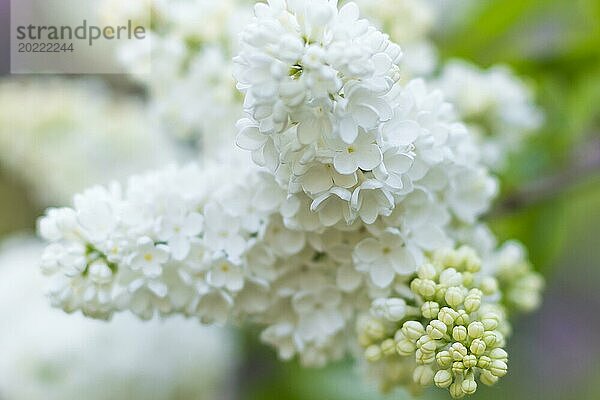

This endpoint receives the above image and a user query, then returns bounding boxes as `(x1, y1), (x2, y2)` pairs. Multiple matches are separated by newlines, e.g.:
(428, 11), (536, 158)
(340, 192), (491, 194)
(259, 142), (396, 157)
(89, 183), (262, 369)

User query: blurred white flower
(0, 78), (175, 204)
(0, 237), (237, 400)
(436, 60), (544, 170)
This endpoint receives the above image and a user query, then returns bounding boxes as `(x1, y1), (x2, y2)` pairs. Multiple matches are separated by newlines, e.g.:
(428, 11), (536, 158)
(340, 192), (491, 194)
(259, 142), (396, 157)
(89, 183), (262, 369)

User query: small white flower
(129, 237), (169, 278)
(207, 258), (245, 292)
(354, 231), (416, 287)
(203, 203), (246, 261)
(333, 132), (383, 175)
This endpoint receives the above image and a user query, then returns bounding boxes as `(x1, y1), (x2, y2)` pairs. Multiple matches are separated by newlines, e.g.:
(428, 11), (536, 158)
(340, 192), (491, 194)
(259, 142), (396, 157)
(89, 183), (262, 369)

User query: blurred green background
(0, 1), (599, 400)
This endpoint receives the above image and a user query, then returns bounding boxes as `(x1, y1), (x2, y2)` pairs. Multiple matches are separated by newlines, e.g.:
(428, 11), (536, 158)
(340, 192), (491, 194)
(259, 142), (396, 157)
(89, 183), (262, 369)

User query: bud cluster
(358, 246), (511, 398)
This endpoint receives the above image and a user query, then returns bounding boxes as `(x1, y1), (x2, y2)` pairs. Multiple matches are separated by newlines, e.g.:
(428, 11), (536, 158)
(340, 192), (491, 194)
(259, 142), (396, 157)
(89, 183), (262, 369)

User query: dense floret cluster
(37, 1), (544, 397)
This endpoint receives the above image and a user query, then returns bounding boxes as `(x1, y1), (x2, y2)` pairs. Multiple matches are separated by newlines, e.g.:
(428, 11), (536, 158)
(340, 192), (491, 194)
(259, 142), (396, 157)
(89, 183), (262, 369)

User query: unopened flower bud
(452, 325), (467, 342)
(396, 338), (416, 356)
(365, 344), (382, 362)
(438, 307), (458, 326)
(477, 355), (492, 369)
(461, 374), (477, 395)
(413, 365), (434, 386)
(415, 348), (435, 364)
(417, 335), (437, 353)
(463, 354), (477, 368)
(452, 361), (465, 376)
(489, 348), (508, 362)
(482, 331), (498, 347)
(455, 310), (470, 326)
(427, 320), (447, 340)
(467, 321), (485, 338)
(480, 370), (499, 386)
(421, 301), (440, 319)
(449, 382), (465, 399)
(419, 279), (437, 298)
(461, 272), (474, 286)
(451, 343), (468, 360)
(417, 263), (437, 280)
(470, 339), (486, 356)
(381, 339), (396, 356)
(365, 319), (385, 340)
(490, 360), (508, 377)
(481, 313), (499, 331)
(481, 277), (498, 295)
(402, 321), (425, 340)
(434, 369), (453, 388)
(440, 268), (462, 287)
(445, 287), (464, 308)
(436, 350), (452, 368)
(464, 289), (482, 313)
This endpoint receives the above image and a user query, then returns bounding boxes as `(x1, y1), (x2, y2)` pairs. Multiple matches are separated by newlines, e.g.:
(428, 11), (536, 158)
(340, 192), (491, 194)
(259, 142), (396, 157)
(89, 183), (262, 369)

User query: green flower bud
(413, 365), (434, 386)
(421, 279), (438, 298)
(440, 268), (463, 287)
(451, 343), (468, 360)
(434, 369), (453, 388)
(490, 360), (508, 377)
(449, 382), (465, 399)
(455, 310), (470, 326)
(489, 348), (508, 362)
(427, 319), (447, 340)
(365, 345), (382, 362)
(481, 277), (498, 295)
(463, 354), (477, 369)
(365, 319), (385, 340)
(417, 263), (437, 280)
(393, 329), (405, 342)
(477, 355), (492, 369)
(480, 370), (499, 386)
(452, 325), (467, 342)
(381, 339), (396, 356)
(482, 331), (498, 347)
(417, 335), (438, 353)
(461, 374), (477, 395)
(445, 287), (465, 308)
(452, 361), (465, 376)
(415, 348), (435, 365)
(464, 272), (476, 287)
(438, 307), (458, 326)
(402, 321), (425, 341)
(396, 338), (416, 356)
(421, 301), (440, 319)
(467, 321), (485, 338)
(436, 350), (453, 368)
(470, 339), (486, 356)
(481, 313), (499, 331)
(464, 289), (482, 313)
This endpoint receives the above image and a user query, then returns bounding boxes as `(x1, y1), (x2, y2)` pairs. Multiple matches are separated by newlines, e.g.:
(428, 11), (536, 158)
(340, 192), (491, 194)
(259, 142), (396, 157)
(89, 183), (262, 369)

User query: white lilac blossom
(0, 78), (175, 204)
(234, 1), (497, 234)
(37, 0), (544, 396)
(353, 0), (438, 76)
(436, 60), (543, 170)
(0, 238), (236, 400)
(100, 0), (251, 157)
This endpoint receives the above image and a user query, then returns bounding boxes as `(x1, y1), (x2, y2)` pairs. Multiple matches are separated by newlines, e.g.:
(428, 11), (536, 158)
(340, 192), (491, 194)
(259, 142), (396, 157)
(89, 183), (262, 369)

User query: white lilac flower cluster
(100, 0), (252, 157)
(37, 0), (544, 397)
(234, 0), (496, 236)
(436, 60), (544, 170)
(0, 78), (175, 204)
(0, 238), (236, 400)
